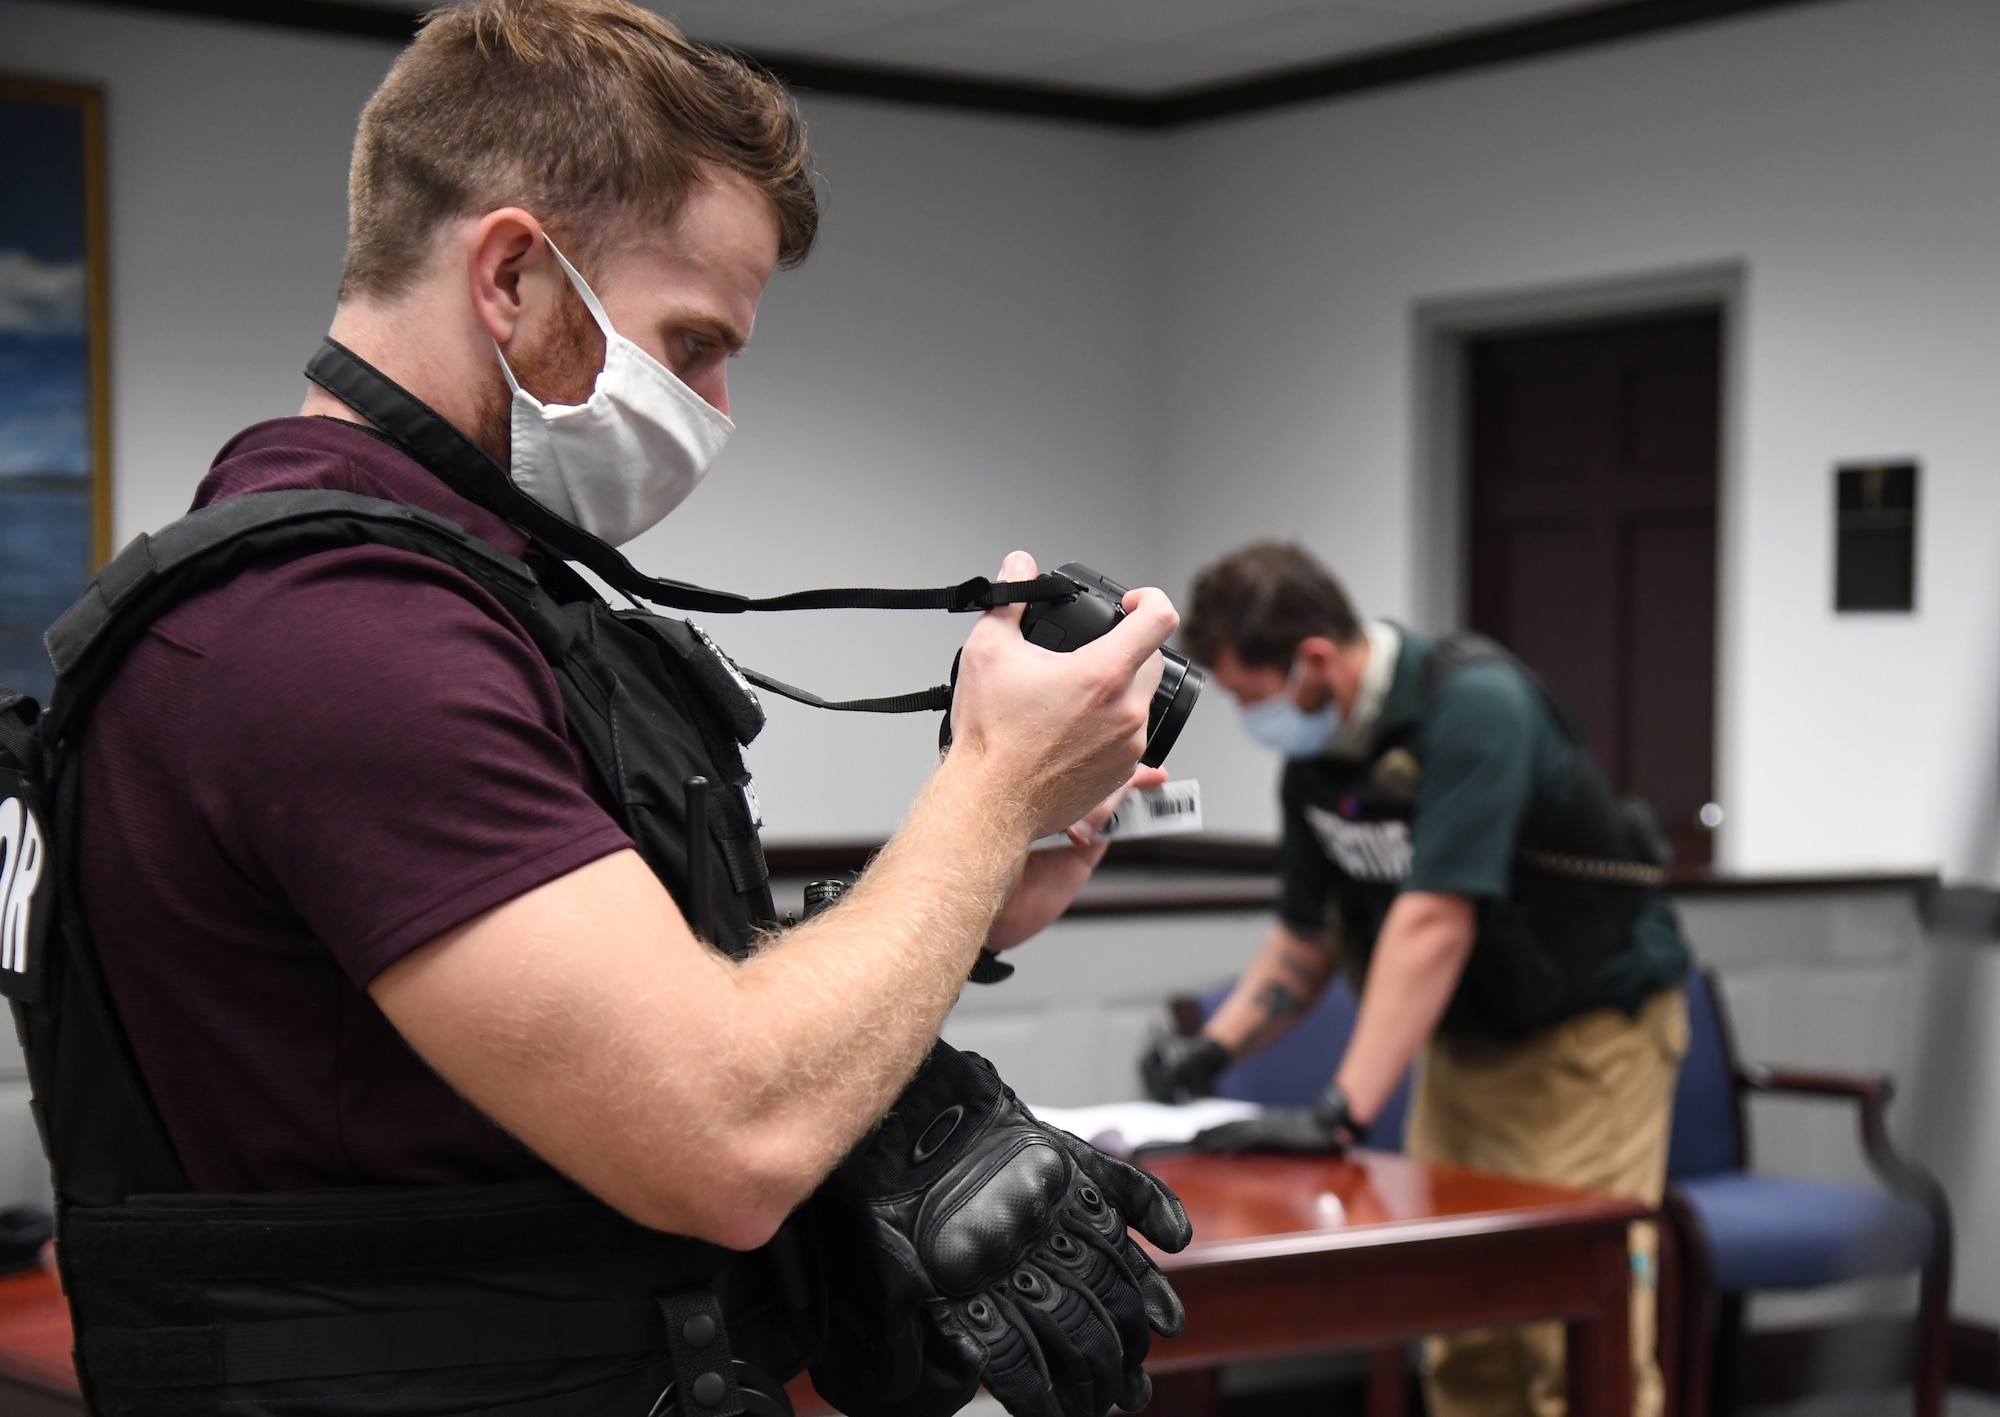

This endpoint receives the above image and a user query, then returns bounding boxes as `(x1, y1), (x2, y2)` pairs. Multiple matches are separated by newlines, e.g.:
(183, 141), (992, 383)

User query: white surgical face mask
(1239, 661), (1341, 758)
(497, 239), (733, 546)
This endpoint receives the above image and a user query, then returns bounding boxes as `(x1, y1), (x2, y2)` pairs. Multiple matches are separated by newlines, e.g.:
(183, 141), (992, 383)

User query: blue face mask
(1239, 664), (1340, 758)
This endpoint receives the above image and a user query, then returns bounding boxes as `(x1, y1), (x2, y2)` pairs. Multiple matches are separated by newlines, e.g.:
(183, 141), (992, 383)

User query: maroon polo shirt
(77, 416), (633, 1191)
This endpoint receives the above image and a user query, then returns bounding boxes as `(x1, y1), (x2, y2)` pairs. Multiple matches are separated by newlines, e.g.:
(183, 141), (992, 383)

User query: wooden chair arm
(1738, 1064), (1891, 1103)
(1736, 1064), (1953, 1273)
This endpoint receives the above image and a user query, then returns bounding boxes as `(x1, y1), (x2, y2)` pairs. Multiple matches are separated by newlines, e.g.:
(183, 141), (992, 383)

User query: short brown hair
(340, 0), (818, 301)
(1182, 542), (1362, 671)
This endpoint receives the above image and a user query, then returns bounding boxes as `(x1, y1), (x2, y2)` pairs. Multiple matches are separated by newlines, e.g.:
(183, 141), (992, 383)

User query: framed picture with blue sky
(0, 77), (109, 706)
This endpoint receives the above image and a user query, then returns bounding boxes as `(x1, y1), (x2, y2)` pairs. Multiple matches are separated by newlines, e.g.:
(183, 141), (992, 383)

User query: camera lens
(1144, 650), (1204, 768)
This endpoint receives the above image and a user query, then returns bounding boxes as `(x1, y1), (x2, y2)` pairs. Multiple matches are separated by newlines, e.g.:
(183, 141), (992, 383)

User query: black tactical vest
(1303, 633), (1672, 1040)
(1, 490), (822, 1417)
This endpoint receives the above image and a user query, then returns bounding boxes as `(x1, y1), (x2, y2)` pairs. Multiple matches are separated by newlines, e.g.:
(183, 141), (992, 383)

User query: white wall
(3, 0), (1166, 843)
(8, 0), (2000, 1327)
(636, 99), (1164, 840)
(1150, 0), (2000, 880)
(20, 0), (2000, 870)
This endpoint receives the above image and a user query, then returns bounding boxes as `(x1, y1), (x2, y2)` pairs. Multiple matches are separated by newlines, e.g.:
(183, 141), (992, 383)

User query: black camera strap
(736, 668), (953, 716)
(305, 339), (1077, 621)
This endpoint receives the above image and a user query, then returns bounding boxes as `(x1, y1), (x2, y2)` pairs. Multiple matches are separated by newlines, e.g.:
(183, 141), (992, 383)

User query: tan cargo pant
(1406, 986), (1688, 1417)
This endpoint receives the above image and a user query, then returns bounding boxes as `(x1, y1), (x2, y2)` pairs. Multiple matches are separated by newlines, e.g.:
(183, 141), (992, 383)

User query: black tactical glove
(809, 1044), (1192, 1417)
(1138, 1034), (1230, 1104)
(1189, 1087), (1362, 1156)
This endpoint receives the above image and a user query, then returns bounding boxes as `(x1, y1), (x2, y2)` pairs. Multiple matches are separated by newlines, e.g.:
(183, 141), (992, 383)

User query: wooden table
(0, 1256), (76, 1417)
(0, 1153), (1647, 1417)
(1137, 1149), (1649, 1417)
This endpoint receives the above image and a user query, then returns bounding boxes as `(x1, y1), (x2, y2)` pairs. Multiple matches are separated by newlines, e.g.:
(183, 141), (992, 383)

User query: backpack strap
(1418, 631), (1595, 747)
(1417, 631), (1669, 882)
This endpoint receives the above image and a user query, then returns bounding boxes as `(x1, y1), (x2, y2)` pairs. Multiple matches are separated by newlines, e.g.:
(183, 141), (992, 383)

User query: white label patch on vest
(687, 619), (763, 713)
(0, 789), (47, 979)
(1303, 804), (1412, 882)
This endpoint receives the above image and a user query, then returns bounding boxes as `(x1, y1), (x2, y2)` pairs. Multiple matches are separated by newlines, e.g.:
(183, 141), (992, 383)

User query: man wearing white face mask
(497, 238), (734, 546)
(40, 4), (1194, 1416)
(1138, 542), (1691, 1417)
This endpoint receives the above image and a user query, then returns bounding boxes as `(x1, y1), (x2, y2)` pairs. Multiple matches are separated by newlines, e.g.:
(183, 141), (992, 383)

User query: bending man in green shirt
(1142, 542), (1689, 1417)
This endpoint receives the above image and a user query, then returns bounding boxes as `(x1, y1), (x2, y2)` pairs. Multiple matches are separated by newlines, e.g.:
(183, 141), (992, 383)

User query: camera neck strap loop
(304, 339), (1077, 619)
(736, 668), (954, 717)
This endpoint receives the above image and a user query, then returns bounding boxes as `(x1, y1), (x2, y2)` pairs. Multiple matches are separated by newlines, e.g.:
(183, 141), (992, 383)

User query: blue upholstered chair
(1174, 976), (1413, 1150)
(1664, 970), (1952, 1417)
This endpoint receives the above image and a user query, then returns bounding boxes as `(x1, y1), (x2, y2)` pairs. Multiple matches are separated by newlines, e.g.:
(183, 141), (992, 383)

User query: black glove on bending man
(1138, 1034), (1230, 1104)
(1189, 1086), (1364, 1156)
(809, 1044), (1192, 1417)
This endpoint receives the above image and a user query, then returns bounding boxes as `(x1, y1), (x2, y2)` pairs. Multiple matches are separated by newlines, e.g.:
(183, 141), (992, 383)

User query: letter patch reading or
(1303, 804), (1412, 883)
(0, 776), (49, 1001)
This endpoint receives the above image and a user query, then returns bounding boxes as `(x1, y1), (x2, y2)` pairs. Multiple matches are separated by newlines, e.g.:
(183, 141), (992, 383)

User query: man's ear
(1294, 635), (1342, 681)
(468, 208), (553, 345)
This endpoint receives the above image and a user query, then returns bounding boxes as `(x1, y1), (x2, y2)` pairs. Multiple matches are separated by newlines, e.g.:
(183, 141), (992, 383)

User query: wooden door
(1467, 309), (1721, 868)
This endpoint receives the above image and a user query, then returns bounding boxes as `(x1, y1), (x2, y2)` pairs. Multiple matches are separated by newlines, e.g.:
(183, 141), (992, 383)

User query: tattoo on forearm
(1243, 980), (1302, 1052)
(1278, 953), (1322, 989)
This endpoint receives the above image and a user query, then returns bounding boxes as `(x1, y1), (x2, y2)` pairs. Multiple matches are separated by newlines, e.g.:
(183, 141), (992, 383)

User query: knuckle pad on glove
(921, 1137), (1070, 1295)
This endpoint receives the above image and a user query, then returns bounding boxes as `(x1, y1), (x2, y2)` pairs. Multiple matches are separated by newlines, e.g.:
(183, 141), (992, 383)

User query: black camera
(942, 563), (1203, 769)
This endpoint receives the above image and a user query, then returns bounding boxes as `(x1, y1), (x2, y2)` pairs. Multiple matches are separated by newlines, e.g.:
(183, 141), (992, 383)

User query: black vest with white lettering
(0, 490), (820, 1417)
(1293, 634), (1669, 1040)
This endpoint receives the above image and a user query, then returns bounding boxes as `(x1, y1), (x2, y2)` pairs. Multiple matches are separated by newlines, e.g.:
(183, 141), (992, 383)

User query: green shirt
(1278, 629), (1689, 1027)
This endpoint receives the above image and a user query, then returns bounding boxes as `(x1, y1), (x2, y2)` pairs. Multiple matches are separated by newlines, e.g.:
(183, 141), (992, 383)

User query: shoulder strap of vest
(43, 489), (567, 740)
(1416, 631), (1668, 884)
(26, 491), (585, 1205)
(1418, 631), (1595, 747)
(32, 759), (193, 1202)
(305, 339), (1075, 619)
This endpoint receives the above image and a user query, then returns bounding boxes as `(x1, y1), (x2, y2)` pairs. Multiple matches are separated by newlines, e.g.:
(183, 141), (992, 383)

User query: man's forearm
(1334, 891), (1474, 1126)
(726, 754), (1033, 1172)
(1204, 922), (1336, 1057)
(374, 558), (1172, 1245)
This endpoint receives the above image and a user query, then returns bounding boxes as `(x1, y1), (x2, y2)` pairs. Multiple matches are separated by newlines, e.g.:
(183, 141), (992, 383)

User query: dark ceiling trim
(1151, 0), (1836, 125)
(83, 0), (418, 41)
(75, 0), (1839, 128)
(754, 57), (1158, 129)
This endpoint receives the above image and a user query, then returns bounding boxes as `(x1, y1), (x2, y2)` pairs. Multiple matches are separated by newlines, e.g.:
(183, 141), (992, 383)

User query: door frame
(1409, 262), (1745, 867)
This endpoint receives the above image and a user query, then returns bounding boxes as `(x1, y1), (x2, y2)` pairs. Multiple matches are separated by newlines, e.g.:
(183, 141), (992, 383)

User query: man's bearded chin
(472, 295), (604, 468)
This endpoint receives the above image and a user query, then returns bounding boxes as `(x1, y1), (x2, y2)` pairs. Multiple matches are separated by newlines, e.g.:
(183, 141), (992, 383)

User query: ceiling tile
(655, 0), (988, 52)
(478, 0), (1628, 97)
(1020, 42), (1290, 95)
(1345, 0), (1618, 28)
(792, 10), (1140, 77)
(963, 0), (1324, 47)
(1187, 4), (1467, 63)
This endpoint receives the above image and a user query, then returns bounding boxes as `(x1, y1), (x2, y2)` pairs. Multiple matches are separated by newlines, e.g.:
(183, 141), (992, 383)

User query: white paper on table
(1027, 1098), (1261, 1158)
